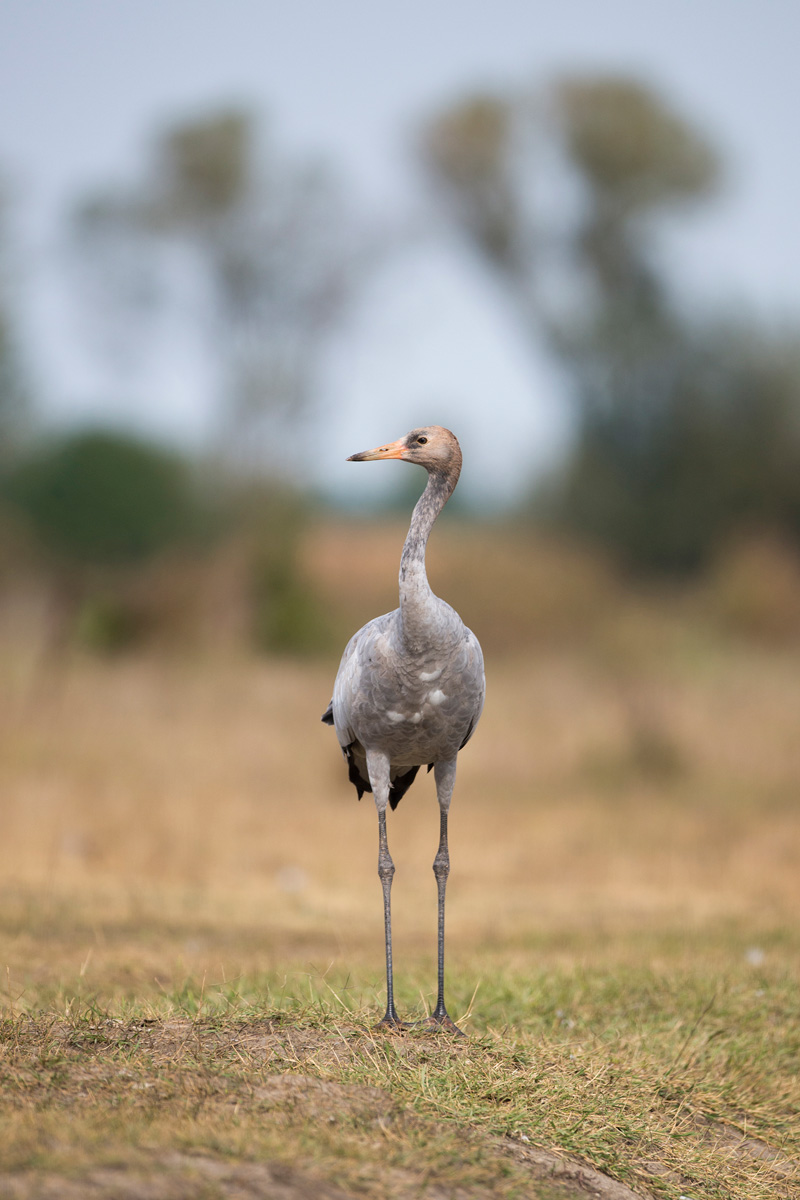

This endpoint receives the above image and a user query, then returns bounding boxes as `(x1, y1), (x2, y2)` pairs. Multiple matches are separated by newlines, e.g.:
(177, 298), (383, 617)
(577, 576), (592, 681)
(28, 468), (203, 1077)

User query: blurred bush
(0, 428), (337, 656)
(705, 534), (800, 643)
(232, 485), (335, 656)
(3, 429), (197, 565)
(0, 428), (204, 651)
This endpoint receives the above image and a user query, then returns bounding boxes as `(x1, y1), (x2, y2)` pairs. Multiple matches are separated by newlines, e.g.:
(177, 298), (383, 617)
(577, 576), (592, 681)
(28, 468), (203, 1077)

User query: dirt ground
(0, 1017), (649, 1200)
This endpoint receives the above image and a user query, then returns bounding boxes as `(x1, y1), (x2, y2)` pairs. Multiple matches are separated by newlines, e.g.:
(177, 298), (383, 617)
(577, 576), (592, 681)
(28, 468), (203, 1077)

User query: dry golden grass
(2, 636), (799, 942)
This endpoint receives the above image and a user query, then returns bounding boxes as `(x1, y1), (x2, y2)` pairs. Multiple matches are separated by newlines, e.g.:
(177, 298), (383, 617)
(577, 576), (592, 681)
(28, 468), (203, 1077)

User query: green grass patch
(2, 925), (798, 1199)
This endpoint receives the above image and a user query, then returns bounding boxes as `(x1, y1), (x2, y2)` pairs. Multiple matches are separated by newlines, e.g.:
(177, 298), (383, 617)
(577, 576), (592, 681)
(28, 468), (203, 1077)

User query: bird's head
(347, 426), (462, 477)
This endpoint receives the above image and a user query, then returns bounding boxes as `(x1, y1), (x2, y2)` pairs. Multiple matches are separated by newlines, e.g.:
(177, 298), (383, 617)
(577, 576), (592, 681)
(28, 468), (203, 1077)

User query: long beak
(347, 436), (408, 462)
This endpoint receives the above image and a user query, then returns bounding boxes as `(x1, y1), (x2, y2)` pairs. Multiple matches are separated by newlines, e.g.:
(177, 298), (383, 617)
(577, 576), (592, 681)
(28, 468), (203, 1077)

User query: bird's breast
(385, 682), (448, 725)
(331, 608), (484, 766)
(349, 653), (479, 763)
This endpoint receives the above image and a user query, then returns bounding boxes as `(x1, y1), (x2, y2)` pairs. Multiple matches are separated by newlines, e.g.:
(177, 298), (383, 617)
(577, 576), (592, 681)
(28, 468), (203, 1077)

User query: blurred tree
(422, 74), (800, 571)
(556, 325), (800, 571)
(64, 109), (353, 653)
(0, 177), (31, 472)
(422, 94), (518, 270)
(422, 76), (717, 329)
(69, 107), (354, 476)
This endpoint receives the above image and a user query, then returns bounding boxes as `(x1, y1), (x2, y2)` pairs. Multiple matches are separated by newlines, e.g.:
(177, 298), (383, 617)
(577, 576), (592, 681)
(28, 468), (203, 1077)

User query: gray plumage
(322, 425), (484, 1034)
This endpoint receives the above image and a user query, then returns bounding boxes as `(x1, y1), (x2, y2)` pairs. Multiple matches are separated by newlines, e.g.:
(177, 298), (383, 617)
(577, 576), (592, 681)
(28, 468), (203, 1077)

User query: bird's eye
(417, 436), (428, 445)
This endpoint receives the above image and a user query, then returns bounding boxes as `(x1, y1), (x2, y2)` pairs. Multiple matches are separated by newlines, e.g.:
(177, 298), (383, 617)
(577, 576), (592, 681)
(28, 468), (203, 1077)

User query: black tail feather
(346, 749), (368, 800)
(388, 765), (420, 810)
(340, 743), (425, 810)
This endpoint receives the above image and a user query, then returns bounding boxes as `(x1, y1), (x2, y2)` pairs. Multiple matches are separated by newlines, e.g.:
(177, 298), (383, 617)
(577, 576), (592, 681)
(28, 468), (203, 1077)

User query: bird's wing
(456, 623), (485, 749)
(329, 611), (397, 751)
(322, 612), (403, 802)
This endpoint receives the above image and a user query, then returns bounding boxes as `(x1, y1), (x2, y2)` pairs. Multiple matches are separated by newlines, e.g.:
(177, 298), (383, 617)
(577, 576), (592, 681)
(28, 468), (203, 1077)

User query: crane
(322, 426), (485, 1035)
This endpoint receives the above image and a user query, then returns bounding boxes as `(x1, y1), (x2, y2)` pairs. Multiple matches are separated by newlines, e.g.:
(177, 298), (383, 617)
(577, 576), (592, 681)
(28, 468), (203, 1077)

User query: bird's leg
(367, 750), (402, 1030)
(430, 760), (463, 1034)
(376, 806), (401, 1028)
(432, 806), (453, 1018)
(400, 759), (464, 1037)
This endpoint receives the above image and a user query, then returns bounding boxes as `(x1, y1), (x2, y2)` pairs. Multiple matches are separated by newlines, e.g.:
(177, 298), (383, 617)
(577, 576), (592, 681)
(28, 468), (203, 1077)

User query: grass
(1, 607), (800, 1197)
(2, 941), (799, 1198)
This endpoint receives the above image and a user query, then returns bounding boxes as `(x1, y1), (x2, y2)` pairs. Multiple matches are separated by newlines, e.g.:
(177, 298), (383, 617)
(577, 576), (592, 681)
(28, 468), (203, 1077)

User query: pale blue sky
(1, 0), (798, 501)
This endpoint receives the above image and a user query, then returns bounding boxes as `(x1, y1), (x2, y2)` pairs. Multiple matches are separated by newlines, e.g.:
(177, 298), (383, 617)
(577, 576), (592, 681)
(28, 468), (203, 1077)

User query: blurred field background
(2, 5), (800, 1197)
(3, 520), (800, 940)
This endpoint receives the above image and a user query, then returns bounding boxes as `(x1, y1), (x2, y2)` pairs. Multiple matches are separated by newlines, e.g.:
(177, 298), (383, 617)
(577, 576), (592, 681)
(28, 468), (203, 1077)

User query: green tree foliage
(3, 429), (196, 565)
(558, 77), (717, 213)
(422, 74), (800, 572)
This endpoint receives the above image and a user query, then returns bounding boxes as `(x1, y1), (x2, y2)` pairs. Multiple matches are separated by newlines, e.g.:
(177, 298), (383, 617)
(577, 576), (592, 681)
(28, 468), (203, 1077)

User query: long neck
(398, 466), (457, 650)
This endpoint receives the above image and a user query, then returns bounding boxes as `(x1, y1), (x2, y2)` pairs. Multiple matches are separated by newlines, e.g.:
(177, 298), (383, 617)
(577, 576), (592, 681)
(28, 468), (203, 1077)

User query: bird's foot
(373, 1006), (405, 1033)
(373, 1007), (466, 1037)
(404, 1011), (466, 1038)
